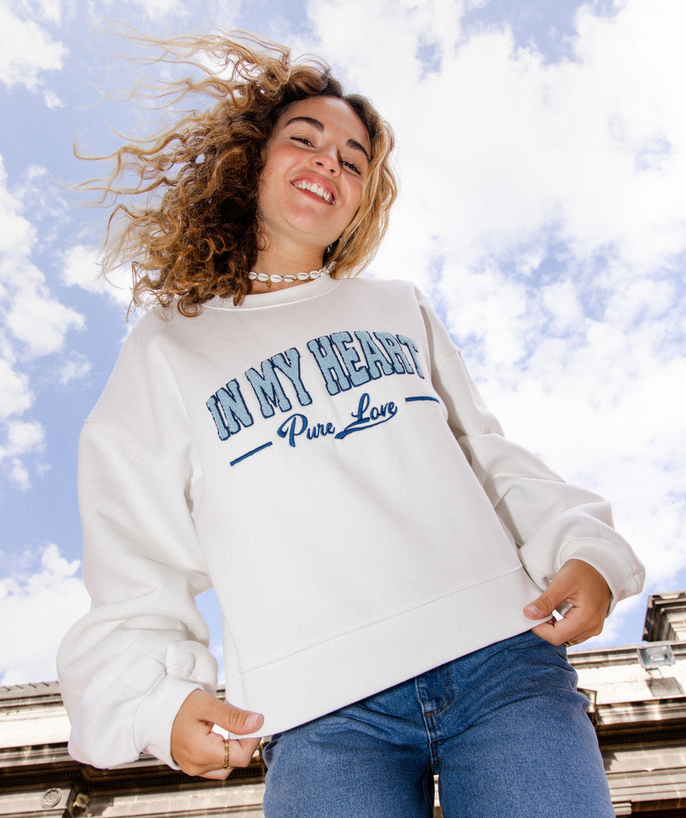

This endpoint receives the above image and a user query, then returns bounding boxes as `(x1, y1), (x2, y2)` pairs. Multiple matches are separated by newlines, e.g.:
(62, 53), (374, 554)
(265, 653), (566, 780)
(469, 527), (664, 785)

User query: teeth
(293, 180), (333, 204)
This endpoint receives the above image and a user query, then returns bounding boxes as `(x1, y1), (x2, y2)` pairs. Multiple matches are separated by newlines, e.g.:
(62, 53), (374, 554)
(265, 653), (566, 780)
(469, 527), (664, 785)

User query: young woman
(57, 31), (644, 818)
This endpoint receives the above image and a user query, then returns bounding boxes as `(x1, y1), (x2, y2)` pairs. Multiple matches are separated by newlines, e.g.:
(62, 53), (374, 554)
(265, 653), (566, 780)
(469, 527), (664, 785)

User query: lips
(292, 178), (335, 205)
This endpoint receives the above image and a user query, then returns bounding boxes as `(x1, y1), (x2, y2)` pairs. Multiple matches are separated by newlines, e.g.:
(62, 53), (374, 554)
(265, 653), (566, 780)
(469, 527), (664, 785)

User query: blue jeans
(262, 631), (613, 817)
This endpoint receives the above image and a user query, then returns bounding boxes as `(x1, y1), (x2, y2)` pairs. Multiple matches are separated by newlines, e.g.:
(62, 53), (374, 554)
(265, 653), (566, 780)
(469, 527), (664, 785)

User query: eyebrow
(283, 116), (371, 162)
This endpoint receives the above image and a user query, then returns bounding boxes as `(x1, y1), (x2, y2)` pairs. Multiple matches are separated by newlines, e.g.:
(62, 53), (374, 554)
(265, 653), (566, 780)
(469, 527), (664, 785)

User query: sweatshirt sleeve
(57, 315), (216, 770)
(415, 289), (645, 609)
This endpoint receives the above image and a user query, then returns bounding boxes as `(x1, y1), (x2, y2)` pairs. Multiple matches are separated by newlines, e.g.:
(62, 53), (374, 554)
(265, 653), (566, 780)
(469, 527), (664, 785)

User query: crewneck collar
(205, 274), (341, 310)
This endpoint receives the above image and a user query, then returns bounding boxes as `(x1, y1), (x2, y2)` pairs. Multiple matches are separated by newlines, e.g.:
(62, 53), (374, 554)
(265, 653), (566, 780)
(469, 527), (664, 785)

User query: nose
(314, 147), (340, 175)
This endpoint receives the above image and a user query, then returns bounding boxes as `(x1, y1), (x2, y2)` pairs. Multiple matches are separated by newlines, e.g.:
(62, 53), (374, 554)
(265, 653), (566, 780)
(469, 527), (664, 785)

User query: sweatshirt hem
(230, 567), (544, 738)
(235, 565), (527, 674)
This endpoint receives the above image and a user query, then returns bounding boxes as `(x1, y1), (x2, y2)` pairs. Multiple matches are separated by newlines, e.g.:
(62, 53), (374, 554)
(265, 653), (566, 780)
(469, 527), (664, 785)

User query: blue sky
(1, 0), (685, 685)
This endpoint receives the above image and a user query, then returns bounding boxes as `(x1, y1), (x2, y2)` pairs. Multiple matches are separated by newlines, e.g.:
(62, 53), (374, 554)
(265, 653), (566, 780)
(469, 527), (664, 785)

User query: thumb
(523, 581), (566, 621)
(200, 692), (264, 735)
(224, 704), (263, 735)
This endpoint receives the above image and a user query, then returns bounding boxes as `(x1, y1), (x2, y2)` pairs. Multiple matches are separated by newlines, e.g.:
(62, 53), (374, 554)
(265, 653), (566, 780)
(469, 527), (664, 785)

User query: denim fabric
(262, 631), (614, 818)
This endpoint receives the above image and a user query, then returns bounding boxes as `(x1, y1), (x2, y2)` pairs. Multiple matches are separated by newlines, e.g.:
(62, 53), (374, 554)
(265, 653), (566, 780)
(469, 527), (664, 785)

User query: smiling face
(256, 96), (372, 268)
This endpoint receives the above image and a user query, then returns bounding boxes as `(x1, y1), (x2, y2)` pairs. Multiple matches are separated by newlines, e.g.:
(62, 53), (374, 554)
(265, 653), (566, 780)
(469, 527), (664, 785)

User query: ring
(223, 738), (232, 772)
(563, 640), (573, 647)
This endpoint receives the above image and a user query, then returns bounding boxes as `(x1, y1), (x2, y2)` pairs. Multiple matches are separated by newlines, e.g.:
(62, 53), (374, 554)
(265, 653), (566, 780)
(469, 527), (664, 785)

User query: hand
(523, 559), (611, 647)
(170, 689), (264, 780)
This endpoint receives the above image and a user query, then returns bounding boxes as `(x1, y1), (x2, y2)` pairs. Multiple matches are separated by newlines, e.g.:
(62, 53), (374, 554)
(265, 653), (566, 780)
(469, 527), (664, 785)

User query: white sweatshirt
(57, 276), (644, 770)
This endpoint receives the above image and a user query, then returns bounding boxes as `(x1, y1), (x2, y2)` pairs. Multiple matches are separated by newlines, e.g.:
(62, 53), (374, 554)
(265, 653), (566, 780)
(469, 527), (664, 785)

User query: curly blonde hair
(85, 29), (398, 313)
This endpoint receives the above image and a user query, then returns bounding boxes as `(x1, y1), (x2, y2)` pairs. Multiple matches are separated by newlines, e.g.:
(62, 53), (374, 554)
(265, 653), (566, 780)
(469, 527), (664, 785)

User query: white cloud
(304, 0), (686, 639)
(5, 458), (31, 490)
(0, 1), (66, 91)
(62, 244), (104, 292)
(106, 0), (187, 20)
(35, 0), (61, 24)
(62, 243), (132, 307)
(58, 353), (92, 385)
(0, 156), (87, 486)
(0, 359), (32, 421)
(5, 291), (84, 358)
(0, 171), (35, 259)
(0, 161), (85, 359)
(307, 0), (686, 286)
(0, 418), (45, 488)
(43, 89), (64, 108)
(5, 419), (44, 454)
(0, 544), (90, 685)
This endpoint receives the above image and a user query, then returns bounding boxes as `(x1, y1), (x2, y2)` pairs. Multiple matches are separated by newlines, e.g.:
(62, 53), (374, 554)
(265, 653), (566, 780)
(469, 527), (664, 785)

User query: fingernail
(524, 604), (544, 617)
(244, 713), (261, 731)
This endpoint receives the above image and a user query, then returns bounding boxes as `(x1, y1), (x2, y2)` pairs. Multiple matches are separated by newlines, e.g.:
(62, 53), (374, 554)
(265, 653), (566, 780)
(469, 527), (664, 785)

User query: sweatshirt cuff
(135, 676), (207, 769)
(557, 537), (646, 615)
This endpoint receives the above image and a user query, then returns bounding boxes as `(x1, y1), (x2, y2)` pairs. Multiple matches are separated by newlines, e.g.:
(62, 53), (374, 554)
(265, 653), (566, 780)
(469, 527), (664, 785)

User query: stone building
(2, 591), (686, 817)
(573, 590), (686, 816)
